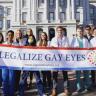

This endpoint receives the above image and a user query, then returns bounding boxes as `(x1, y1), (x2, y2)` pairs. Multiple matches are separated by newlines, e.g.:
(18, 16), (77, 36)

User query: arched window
(49, 0), (54, 6)
(0, 6), (4, 16)
(22, 12), (27, 24)
(0, 20), (3, 30)
(75, 0), (83, 6)
(49, 28), (55, 40)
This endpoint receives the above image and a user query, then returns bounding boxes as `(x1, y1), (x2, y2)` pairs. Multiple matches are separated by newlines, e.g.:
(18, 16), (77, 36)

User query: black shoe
(87, 87), (94, 92)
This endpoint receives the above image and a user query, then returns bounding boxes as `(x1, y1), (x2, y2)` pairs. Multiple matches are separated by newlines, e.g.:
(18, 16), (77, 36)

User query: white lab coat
(90, 37), (96, 47)
(71, 37), (89, 48)
(50, 36), (70, 47)
(14, 38), (27, 46)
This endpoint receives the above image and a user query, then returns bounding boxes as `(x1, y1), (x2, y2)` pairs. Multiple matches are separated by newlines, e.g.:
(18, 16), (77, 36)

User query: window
(7, 20), (10, 29)
(49, 0), (54, 6)
(0, 8), (3, 16)
(76, 0), (83, 6)
(7, 8), (11, 16)
(49, 12), (54, 21)
(90, 8), (94, 15)
(37, 12), (43, 22)
(76, 0), (79, 6)
(60, 12), (66, 22)
(22, 0), (27, 8)
(22, 12), (27, 24)
(90, 8), (94, 19)
(49, 28), (55, 41)
(76, 12), (80, 21)
(40, 0), (44, 3)
(90, 19), (93, 24)
(0, 20), (3, 29)
(60, 0), (65, 6)
(38, 0), (44, 7)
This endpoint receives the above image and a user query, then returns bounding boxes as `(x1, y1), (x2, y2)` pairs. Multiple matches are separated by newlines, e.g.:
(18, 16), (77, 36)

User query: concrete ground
(0, 71), (96, 96)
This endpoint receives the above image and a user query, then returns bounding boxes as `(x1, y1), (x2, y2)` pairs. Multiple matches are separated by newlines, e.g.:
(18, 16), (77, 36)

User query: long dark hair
(39, 32), (48, 46)
(0, 32), (4, 43)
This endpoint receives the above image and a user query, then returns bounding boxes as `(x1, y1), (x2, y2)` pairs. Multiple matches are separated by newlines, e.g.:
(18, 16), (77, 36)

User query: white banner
(0, 44), (96, 70)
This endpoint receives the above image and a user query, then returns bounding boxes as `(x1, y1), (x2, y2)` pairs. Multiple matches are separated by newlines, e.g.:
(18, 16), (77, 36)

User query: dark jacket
(24, 35), (36, 46)
(84, 35), (94, 42)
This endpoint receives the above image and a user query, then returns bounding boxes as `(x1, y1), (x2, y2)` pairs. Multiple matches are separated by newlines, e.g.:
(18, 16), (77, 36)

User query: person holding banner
(37, 32), (52, 93)
(17, 29), (46, 96)
(0, 33), (4, 88)
(14, 29), (27, 93)
(25, 28), (36, 46)
(90, 27), (96, 47)
(71, 26), (92, 94)
(90, 27), (96, 85)
(25, 28), (36, 88)
(2, 30), (15, 96)
(50, 26), (70, 96)
(84, 25), (95, 86)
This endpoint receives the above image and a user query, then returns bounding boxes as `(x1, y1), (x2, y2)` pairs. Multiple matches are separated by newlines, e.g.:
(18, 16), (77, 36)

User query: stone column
(31, 0), (37, 24)
(79, 7), (84, 25)
(55, 0), (60, 23)
(16, 0), (21, 25)
(66, 0), (71, 21)
(71, 0), (75, 20)
(12, 0), (16, 22)
(27, 0), (31, 23)
(3, 7), (6, 30)
(43, 0), (48, 23)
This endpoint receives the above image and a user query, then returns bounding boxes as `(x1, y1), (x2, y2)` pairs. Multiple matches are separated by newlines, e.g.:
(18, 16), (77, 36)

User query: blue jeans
(19, 71), (44, 96)
(0, 69), (2, 87)
(2, 68), (15, 96)
(76, 71), (91, 90)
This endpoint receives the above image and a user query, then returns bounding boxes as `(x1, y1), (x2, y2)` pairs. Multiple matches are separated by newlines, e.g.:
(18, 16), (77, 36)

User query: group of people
(0, 25), (96, 96)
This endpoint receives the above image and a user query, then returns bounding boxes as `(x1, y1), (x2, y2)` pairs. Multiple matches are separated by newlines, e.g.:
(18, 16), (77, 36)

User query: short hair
(76, 26), (84, 31)
(0, 32), (4, 43)
(7, 30), (14, 36)
(56, 26), (63, 31)
(63, 27), (67, 32)
(93, 27), (96, 31)
(85, 25), (91, 30)
(63, 27), (67, 36)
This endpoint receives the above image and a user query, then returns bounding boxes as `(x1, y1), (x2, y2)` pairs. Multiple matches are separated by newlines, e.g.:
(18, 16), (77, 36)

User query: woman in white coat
(37, 32), (52, 94)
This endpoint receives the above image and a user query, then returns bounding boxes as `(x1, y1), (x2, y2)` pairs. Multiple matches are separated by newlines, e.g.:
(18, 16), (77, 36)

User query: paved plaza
(0, 71), (96, 96)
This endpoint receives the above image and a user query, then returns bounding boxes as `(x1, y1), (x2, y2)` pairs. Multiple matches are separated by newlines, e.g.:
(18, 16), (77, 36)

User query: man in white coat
(50, 26), (70, 96)
(71, 26), (92, 95)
